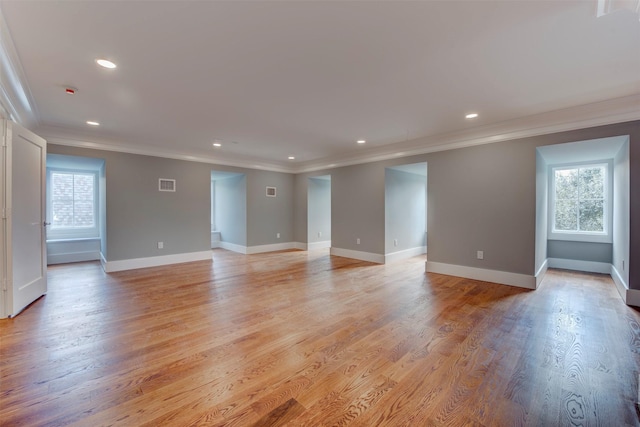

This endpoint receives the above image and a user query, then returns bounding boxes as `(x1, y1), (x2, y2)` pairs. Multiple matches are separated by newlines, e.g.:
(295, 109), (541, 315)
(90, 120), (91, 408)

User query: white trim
(384, 246), (426, 263)
(547, 258), (611, 274)
(102, 251), (212, 273)
(626, 289), (640, 308)
(100, 252), (107, 271)
(47, 251), (100, 265)
(293, 242), (307, 250)
(426, 261), (537, 290)
(246, 242), (298, 254)
(218, 241), (247, 254)
(610, 264), (628, 304)
(0, 9), (37, 127)
(307, 240), (331, 250)
(39, 94), (640, 174)
(535, 258), (549, 287)
(330, 247), (385, 264)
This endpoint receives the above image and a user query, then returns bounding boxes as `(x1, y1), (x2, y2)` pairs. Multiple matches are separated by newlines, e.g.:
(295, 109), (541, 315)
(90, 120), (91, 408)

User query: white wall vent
(159, 178), (176, 192)
(266, 186), (276, 197)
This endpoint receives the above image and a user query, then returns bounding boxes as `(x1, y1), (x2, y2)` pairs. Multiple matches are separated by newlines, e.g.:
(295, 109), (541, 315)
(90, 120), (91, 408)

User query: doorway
(307, 175), (331, 250)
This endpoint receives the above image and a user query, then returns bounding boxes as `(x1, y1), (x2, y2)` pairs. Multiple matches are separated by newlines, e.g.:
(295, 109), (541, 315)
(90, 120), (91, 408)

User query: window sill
(548, 232), (611, 244)
(47, 237), (101, 243)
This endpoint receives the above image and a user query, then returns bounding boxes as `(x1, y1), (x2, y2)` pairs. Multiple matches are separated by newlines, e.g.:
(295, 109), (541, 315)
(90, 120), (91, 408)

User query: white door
(3, 120), (47, 317)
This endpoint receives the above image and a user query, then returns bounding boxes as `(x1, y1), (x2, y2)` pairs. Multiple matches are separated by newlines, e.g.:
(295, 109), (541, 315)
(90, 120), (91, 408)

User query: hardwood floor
(1, 249), (639, 426)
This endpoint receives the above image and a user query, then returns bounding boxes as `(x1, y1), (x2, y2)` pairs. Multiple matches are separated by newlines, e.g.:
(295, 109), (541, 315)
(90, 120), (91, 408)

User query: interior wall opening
(211, 170), (247, 252)
(307, 175), (331, 250)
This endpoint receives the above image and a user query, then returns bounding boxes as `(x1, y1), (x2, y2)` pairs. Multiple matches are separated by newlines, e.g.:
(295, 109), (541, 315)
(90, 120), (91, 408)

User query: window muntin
(47, 169), (99, 239)
(551, 163), (608, 240)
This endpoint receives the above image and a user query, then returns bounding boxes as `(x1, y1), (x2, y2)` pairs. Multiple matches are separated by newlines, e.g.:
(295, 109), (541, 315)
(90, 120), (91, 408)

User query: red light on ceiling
(65, 87), (77, 95)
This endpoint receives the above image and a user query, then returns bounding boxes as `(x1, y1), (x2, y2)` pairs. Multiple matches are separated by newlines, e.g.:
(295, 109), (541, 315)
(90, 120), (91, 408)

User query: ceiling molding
(42, 93), (639, 175)
(0, 5), (37, 127)
(43, 134), (294, 174)
(292, 94), (640, 173)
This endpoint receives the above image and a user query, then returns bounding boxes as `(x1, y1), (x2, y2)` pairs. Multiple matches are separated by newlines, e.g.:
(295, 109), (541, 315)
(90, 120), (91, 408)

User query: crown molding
(42, 93), (640, 175)
(0, 5), (38, 126)
(42, 132), (294, 174)
(292, 94), (640, 173)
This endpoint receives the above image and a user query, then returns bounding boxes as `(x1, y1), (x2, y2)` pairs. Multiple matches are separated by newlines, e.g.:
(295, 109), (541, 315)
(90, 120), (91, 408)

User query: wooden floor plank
(1, 249), (639, 426)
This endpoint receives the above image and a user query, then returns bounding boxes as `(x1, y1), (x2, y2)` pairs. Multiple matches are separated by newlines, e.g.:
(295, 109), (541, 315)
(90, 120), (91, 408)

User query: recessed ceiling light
(357, 140), (366, 144)
(213, 142), (222, 147)
(288, 156), (295, 160)
(96, 58), (117, 69)
(465, 113), (479, 119)
(86, 121), (100, 126)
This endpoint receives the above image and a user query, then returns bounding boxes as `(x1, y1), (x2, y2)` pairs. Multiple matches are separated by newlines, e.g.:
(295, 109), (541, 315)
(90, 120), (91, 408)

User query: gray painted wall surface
(331, 162), (386, 254)
(548, 241), (612, 263)
(307, 177), (331, 244)
(385, 168), (426, 254)
(214, 175), (247, 246)
(246, 170), (294, 246)
(535, 150), (548, 273)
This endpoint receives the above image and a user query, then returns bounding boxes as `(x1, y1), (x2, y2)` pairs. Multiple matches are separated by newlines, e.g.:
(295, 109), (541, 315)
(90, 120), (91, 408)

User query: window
(47, 169), (99, 240)
(550, 163), (610, 242)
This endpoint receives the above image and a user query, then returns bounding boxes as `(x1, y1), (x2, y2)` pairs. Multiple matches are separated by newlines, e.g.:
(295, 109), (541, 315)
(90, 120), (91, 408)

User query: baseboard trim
(102, 251), (212, 273)
(218, 241), (247, 254)
(548, 258), (611, 274)
(426, 261), (536, 290)
(535, 259), (549, 288)
(626, 289), (640, 308)
(385, 246), (426, 264)
(246, 242), (299, 254)
(330, 247), (385, 264)
(47, 251), (100, 265)
(308, 240), (331, 250)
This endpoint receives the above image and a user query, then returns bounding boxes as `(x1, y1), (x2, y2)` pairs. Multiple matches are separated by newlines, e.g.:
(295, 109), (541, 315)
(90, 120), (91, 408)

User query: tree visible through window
(50, 171), (95, 231)
(553, 165), (605, 233)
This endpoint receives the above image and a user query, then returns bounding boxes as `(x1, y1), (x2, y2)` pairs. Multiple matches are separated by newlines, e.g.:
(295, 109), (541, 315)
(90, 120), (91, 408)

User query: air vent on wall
(159, 178), (176, 192)
(266, 186), (276, 197)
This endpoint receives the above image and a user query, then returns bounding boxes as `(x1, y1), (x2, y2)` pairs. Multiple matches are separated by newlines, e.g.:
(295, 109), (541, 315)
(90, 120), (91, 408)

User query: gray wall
(331, 162), (386, 254)
(307, 177), (331, 244)
(548, 241), (612, 263)
(535, 150), (548, 273)
(384, 168), (426, 254)
(246, 169), (294, 246)
(214, 175), (247, 246)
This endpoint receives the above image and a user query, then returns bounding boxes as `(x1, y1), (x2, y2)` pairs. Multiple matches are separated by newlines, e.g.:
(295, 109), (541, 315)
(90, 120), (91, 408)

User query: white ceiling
(1, 1), (639, 172)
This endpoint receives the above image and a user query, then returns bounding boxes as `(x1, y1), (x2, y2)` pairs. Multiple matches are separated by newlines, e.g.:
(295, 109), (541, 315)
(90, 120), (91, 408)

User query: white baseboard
(293, 242), (307, 250)
(246, 242), (299, 254)
(426, 261), (536, 290)
(626, 289), (640, 308)
(535, 258), (548, 288)
(330, 247), (385, 264)
(211, 231), (221, 248)
(218, 241), (247, 254)
(102, 251), (212, 273)
(548, 258), (611, 274)
(308, 240), (331, 250)
(100, 252), (107, 271)
(385, 246), (426, 264)
(47, 251), (100, 265)
(610, 264), (628, 304)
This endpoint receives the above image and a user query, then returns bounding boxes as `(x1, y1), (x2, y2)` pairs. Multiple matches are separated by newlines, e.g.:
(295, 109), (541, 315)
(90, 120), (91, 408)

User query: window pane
(579, 167), (604, 200)
(52, 200), (73, 227)
(73, 201), (94, 227)
(51, 173), (73, 201)
(555, 200), (578, 231)
(555, 169), (578, 200)
(579, 200), (604, 232)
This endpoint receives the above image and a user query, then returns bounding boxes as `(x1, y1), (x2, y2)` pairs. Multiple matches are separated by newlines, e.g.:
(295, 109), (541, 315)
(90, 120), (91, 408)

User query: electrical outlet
(158, 242), (164, 249)
(318, 231), (322, 238)
(394, 239), (398, 247)
(356, 238), (360, 245)
(477, 250), (483, 260)
(277, 233), (280, 239)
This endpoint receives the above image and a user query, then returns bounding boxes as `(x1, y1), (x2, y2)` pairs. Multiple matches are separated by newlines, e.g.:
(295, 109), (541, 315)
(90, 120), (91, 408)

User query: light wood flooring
(1, 249), (639, 426)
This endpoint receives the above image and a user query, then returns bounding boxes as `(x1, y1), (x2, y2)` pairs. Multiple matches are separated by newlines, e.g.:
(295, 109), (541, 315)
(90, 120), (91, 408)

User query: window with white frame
(550, 163), (610, 242)
(47, 169), (99, 239)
